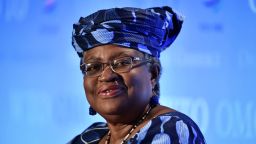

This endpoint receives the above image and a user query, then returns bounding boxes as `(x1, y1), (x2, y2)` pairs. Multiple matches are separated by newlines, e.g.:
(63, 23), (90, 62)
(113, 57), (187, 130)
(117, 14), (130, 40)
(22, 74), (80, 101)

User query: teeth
(106, 90), (112, 93)
(103, 90), (112, 93)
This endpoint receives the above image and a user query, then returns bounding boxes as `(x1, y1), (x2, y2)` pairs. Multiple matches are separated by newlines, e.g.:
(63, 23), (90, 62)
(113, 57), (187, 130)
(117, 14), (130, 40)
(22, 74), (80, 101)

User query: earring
(150, 90), (159, 107)
(89, 106), (97, 115)
(150, 96), (159, 107)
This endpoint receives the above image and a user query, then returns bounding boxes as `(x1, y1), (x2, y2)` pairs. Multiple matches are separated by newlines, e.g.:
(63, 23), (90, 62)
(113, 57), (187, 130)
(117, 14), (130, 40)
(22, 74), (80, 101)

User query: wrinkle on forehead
(82, 45), (145, 62)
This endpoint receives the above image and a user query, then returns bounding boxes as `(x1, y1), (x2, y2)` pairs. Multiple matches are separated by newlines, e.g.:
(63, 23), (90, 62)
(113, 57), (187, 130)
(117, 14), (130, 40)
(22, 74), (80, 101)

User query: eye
(85, 63), (102, 72)
(112, 57), (132, 69)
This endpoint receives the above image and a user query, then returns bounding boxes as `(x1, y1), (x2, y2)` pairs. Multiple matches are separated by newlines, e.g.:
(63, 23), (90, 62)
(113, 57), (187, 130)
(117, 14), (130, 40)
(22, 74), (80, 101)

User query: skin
(82, 45), (175, 144)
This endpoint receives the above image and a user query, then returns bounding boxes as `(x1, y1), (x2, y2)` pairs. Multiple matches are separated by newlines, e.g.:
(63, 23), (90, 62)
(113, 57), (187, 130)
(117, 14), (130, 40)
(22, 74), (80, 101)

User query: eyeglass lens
(84, 57), (134, 77)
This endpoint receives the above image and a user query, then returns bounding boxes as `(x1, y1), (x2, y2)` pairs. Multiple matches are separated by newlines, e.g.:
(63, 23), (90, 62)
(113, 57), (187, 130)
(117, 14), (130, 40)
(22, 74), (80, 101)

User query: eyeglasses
(80, 56), (150, 77)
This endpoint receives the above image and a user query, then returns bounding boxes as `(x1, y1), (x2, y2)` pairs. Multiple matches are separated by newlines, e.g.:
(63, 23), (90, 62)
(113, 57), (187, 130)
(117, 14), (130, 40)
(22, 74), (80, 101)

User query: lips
(97, 84), (124, 98)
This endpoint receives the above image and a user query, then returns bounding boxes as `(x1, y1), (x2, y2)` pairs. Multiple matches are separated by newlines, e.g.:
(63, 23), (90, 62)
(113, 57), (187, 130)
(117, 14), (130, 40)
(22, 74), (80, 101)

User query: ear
(150, 64), (159, 88)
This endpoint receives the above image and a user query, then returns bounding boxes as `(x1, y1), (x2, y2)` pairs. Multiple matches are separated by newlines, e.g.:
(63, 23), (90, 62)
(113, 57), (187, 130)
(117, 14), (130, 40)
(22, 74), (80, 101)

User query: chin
(98, 101), (128, 115)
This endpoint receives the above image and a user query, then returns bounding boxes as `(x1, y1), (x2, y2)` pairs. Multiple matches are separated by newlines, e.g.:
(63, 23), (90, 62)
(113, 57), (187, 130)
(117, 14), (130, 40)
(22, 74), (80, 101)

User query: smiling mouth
(99, 89), (122, 98)
(98, 86), (125, 98)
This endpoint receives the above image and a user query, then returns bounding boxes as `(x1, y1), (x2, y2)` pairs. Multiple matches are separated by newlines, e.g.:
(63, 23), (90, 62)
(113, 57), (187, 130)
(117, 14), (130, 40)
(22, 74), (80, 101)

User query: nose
(98, 65), (118, 82)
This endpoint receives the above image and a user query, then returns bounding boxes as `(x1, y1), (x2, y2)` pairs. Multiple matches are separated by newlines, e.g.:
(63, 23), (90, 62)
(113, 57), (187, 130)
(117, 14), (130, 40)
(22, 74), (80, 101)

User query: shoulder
(132, 111), (206, 144)
(67, 122), (108, 144)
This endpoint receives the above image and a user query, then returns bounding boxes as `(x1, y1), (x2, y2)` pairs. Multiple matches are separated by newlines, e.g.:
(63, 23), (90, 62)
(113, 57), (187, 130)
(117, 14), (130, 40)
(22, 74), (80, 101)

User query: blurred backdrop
(1, 0), (256, 143)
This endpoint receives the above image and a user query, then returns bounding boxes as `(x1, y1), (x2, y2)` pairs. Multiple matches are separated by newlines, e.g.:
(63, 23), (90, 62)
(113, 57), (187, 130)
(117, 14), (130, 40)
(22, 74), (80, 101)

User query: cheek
(124, 69), (152, 99)
(83, 78), (97, 104)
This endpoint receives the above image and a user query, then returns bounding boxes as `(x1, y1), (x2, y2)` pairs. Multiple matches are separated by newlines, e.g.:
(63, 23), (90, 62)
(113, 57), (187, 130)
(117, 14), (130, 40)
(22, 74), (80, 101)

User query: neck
(105, 105), (152, 144)
(107, 123), (134, 143)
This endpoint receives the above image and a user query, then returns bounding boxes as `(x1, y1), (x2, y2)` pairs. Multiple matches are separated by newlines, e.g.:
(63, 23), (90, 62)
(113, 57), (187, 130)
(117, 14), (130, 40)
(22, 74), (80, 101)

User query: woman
(69, 6), (206, 144)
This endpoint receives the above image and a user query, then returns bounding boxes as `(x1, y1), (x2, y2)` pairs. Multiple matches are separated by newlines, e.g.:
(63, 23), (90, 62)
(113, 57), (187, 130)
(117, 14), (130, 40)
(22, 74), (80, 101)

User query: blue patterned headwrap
(72, 6), (183, 58)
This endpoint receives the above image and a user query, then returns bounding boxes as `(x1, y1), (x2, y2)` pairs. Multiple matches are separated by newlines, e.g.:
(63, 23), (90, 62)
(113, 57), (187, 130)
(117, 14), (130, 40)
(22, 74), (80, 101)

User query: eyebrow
(84, 51), (135, 62)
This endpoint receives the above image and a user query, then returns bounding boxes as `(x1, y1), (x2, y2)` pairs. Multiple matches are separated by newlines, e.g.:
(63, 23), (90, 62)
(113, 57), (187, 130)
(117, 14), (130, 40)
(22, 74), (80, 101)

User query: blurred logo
(203, 0), (220, 7)
(203, 0), (221, 12)
(0, 0), (29, 22)
(200, 0), (223, 32)
(41, 0), (59, 34)
(44, 0), (57, 13)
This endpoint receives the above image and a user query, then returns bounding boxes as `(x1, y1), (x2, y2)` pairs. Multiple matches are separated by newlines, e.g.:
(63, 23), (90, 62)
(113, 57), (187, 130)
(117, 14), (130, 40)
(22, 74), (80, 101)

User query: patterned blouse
(68, 112), (206, 144)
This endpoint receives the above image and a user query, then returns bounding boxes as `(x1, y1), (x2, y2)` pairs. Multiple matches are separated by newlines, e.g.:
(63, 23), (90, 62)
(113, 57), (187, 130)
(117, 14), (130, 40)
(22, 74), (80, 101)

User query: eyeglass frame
(80, 56), (151, 77)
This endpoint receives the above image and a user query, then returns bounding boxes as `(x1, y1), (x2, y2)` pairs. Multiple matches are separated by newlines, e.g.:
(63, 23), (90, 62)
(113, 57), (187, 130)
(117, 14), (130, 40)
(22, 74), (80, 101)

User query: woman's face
(83, 45), (155, 120)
